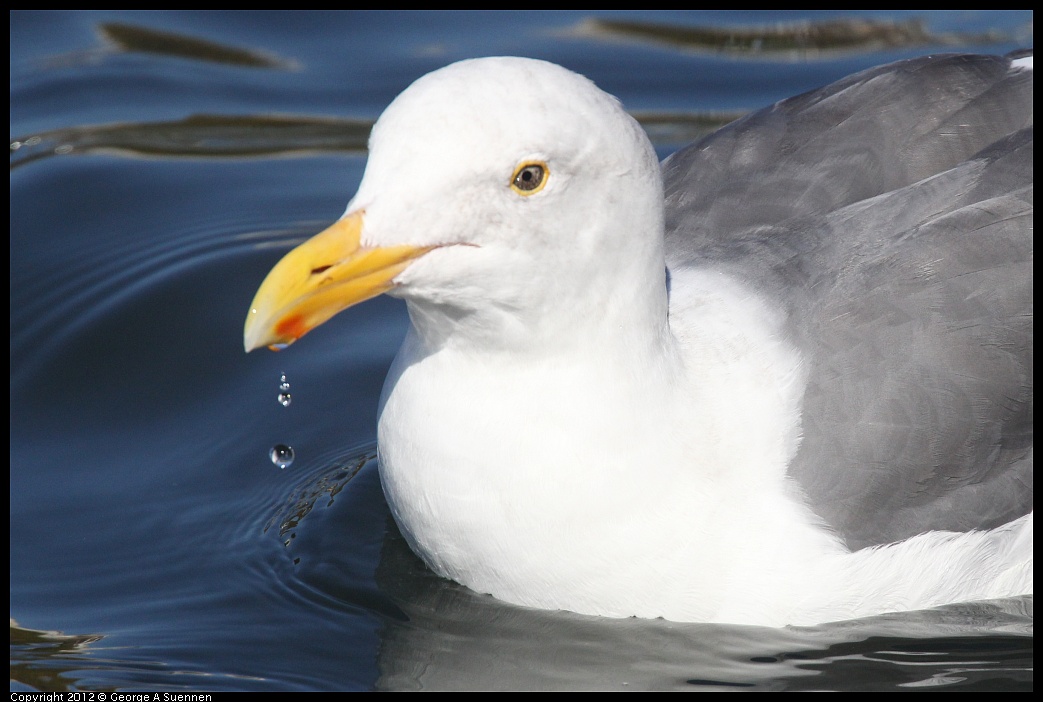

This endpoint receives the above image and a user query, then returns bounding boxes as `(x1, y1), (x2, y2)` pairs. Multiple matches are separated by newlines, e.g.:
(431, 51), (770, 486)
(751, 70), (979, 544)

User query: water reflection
(10, 9), (1032, 692)
(570, 15), (1020, 60)
(371, 514), (1033, 690)
(97, 21), (295, 68)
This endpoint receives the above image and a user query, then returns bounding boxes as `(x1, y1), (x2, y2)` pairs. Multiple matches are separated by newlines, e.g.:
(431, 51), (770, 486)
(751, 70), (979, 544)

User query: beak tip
(243, 316), (269, 353)
(244, 315), (300, 354)
(241, 211), (424, 357)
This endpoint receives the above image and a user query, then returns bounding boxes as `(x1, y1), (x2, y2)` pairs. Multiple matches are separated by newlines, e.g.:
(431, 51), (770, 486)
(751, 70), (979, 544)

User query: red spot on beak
(275, 315), (308, 345)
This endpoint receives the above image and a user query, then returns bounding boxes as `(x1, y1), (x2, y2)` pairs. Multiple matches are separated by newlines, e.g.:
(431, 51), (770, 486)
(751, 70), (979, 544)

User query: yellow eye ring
(510, 161), (549, 195)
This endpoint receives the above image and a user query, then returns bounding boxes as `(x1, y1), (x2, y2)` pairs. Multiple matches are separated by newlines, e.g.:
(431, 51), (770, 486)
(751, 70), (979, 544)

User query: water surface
(10, 10), (1033, 691)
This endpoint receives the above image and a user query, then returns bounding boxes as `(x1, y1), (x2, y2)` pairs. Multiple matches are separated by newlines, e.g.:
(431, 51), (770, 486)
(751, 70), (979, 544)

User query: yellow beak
(243, 211), (433, 351)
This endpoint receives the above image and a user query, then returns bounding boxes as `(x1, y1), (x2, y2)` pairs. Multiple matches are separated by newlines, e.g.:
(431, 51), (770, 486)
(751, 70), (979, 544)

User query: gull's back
(661, 52), (1033, 549)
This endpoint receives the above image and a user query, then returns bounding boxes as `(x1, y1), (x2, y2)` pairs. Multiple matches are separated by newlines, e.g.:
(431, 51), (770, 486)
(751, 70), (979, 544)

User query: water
(269, 444), (294, 469)
(278, 372), (291, 407)
(10, 10), (1032, 691)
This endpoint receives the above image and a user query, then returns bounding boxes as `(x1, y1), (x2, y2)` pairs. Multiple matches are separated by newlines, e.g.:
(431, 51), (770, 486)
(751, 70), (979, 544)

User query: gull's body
(245, 53), (1032, 626)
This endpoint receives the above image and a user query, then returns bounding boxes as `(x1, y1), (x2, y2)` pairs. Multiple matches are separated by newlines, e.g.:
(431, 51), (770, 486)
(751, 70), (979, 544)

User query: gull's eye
(510, 162), (548, 195)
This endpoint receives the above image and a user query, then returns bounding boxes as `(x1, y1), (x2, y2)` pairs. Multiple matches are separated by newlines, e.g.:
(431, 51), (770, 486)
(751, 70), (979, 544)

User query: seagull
(244, 53), (1032, 626)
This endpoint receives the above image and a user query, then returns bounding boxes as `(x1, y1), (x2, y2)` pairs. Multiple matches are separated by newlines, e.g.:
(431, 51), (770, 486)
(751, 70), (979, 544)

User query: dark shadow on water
(570, 15), (1016, 61)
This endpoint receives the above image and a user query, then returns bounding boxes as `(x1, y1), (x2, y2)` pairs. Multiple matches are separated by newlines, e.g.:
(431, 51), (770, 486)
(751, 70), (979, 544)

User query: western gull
(244, 53), (1032, 626)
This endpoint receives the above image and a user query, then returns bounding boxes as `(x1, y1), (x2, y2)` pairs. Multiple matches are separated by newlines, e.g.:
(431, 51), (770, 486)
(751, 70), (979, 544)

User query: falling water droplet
(269, 444), (295, 469)
(269, 373), (295, 465)
(277, 372), (292, 406)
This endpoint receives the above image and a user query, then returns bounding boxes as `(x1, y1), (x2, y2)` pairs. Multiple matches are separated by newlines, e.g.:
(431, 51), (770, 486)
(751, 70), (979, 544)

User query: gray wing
(662, 52), (1033, 549)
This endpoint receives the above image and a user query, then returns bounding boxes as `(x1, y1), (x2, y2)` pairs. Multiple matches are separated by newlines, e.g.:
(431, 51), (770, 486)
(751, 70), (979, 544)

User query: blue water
(10, 10), (1033, 691)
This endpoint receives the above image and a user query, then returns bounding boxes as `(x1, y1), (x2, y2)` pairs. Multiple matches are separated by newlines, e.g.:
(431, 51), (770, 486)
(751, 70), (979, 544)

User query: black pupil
(515, 165), (542, 191)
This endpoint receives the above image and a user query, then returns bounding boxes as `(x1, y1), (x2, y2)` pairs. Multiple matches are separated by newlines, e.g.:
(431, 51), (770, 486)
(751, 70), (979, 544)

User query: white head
(245, 57), (668, 357)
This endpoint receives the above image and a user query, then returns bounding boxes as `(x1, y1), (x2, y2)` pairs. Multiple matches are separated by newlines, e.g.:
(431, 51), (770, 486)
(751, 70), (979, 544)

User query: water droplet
(276, 372), (291, 405)
(269, 444), (295, 469)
